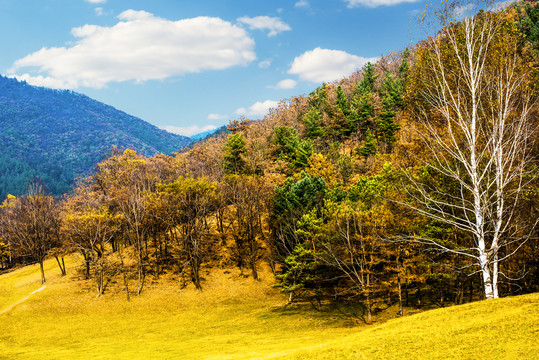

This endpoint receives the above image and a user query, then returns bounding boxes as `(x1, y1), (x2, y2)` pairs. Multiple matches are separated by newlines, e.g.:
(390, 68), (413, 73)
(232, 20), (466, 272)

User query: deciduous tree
(406, 8), (538, 299)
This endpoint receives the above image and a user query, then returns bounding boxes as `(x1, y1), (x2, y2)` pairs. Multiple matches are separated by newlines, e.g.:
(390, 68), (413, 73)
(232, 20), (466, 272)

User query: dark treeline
(1, 2), (538, 323)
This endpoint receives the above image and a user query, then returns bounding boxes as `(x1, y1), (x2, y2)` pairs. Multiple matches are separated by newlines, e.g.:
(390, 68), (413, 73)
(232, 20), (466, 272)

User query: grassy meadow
(1, 256), (538, 359)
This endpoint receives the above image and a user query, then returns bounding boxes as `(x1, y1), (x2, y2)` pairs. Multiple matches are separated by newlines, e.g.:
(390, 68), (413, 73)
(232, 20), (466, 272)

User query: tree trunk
(366, 298), (372, 324)
(397, 257), (403, 316)
(366, 272), (372, 324)
(39, 260), (46, 284)
(288, 291), (294, 304)
(478, 243), (494, 300)
(191, 264), (202, 291)
(136, 235), (145, 296)
(96, 260), (103, 298)
(54, 256), (66, 276)
(492, 251), (499, 299)
(118, 244), (130, 302)
(82, 251), (91, 279)
(468, 279), (474, 303)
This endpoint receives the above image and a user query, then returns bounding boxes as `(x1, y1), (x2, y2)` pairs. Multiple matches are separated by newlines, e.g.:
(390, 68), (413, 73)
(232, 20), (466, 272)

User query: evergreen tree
(357, 62), (378, 93)
(272, 126), (313, 170)
(301, 108), (325, 139)
(335, 85), (350, 117)
(377, 93), (400, 153)
(223, 133), (249, 174)
(359, 129), (376, 158)
(398, 47), (411, 80)
(381, 72), (404, 109)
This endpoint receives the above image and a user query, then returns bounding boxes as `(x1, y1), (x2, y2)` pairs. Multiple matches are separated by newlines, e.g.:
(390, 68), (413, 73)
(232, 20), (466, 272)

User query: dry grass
(1, 256), (537, 360)
(272, 293), (539, 359)
(0, 256), (354, 360)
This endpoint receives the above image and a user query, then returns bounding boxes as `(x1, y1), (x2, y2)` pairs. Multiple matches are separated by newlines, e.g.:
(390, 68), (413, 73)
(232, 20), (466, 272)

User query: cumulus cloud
(237, 16), (291, 37)
(85, 0), (106, 3)
(12, 74), (73, 89)
(10, 11), (256, 89)
(235, 100), (279, 118)
(295, 0), (310, 8)
(269, 79), (297, 89)
(162, 124), (217, 137)
(71, 24), (101, 38)
(117, 9), (153, 21)
(344, 0), (419, 8)
(288, 47), (377, 83)
(207, 113), (228, 120)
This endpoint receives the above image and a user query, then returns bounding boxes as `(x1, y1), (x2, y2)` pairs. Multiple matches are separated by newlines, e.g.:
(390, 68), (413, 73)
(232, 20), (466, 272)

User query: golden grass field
(1, 256), (538, 359)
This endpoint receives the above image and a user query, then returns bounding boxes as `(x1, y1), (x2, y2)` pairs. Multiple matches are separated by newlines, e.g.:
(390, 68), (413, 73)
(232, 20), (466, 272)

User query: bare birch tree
(406, 8), (538, 299)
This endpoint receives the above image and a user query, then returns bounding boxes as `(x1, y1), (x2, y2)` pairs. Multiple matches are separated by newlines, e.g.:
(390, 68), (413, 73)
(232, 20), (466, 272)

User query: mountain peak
(0, 75), (191, 198)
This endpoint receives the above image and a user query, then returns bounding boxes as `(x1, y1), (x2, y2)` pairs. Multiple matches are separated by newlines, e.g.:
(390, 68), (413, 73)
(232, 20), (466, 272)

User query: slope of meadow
(275, 293), (539, 360)
(1, 257), (538, 360)
(0, 257), (355, 360)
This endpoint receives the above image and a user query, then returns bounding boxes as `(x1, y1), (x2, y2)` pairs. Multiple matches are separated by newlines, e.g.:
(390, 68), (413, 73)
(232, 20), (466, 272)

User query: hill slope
(0, 257), (355, 360)
(0, 257), (537, 360)
(276, 293), (539, 359)
(0, 75), (192, 198)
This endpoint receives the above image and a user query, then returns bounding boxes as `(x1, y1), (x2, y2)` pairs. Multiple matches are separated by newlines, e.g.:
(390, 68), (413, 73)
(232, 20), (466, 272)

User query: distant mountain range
(190, 128), (219, 141)
(0, 75), (192, 199)
(190, 125), (228, 141)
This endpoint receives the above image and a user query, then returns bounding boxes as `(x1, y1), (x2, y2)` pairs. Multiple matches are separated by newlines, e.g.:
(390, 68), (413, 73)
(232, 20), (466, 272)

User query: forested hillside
(0, 76), (191, 198)
(1, 2), (538, 325)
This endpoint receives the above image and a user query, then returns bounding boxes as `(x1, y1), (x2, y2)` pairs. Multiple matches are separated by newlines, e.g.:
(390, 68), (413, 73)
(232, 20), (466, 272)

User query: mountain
(0, 75), (192, 199)
(190, 128), (220, 141)
(190, 125), (229, 142)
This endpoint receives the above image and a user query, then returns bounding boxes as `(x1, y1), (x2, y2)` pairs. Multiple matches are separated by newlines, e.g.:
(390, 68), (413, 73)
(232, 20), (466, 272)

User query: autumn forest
(1, 2), (538, 326)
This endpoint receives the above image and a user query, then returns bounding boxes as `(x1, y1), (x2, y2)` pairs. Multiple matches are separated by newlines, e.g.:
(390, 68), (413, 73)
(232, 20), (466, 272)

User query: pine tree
(377, 93), (400, 153)
(357, 62), (378, 93)
(398, 47), (411, 80)
(359, 129), (376, 158)
(302, 108), (325, 139)
(223, 133), (249, 175)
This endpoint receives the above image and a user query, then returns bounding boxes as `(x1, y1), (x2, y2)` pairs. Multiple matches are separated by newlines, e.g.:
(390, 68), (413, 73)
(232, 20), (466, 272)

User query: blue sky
(0, 0), (425, 136)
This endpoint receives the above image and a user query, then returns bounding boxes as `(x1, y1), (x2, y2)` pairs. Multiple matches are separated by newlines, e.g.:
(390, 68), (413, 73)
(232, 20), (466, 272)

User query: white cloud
(117, 9), (153, 21)
(288, 47), (378, 83)
(207, 113), (228, 120)
(237, 16), (291, 37)
(269, 79), (297, 89)
(235, 100), (279, 118)
(10, 11), (256, 89)
(71, 24), (101, 38)
(259, 59), (272, 68)
(488, 0), (516, 12)
(85, 0), (106, 4)
(344, 0), (419, 8)
(95, 7), (104, 16)
(162, 124), (217, 137)
(11, 74), (73, 89)
(453, 4), (474, 19)
(295, 1), (310, 8)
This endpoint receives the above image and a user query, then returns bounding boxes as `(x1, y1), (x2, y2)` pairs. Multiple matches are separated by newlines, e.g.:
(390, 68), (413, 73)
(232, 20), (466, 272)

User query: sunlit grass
(1, 257), (537, 359)
(272, 293), (539, 360)
(0, 259), (58, 312)
(0, 257), (354, 360)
